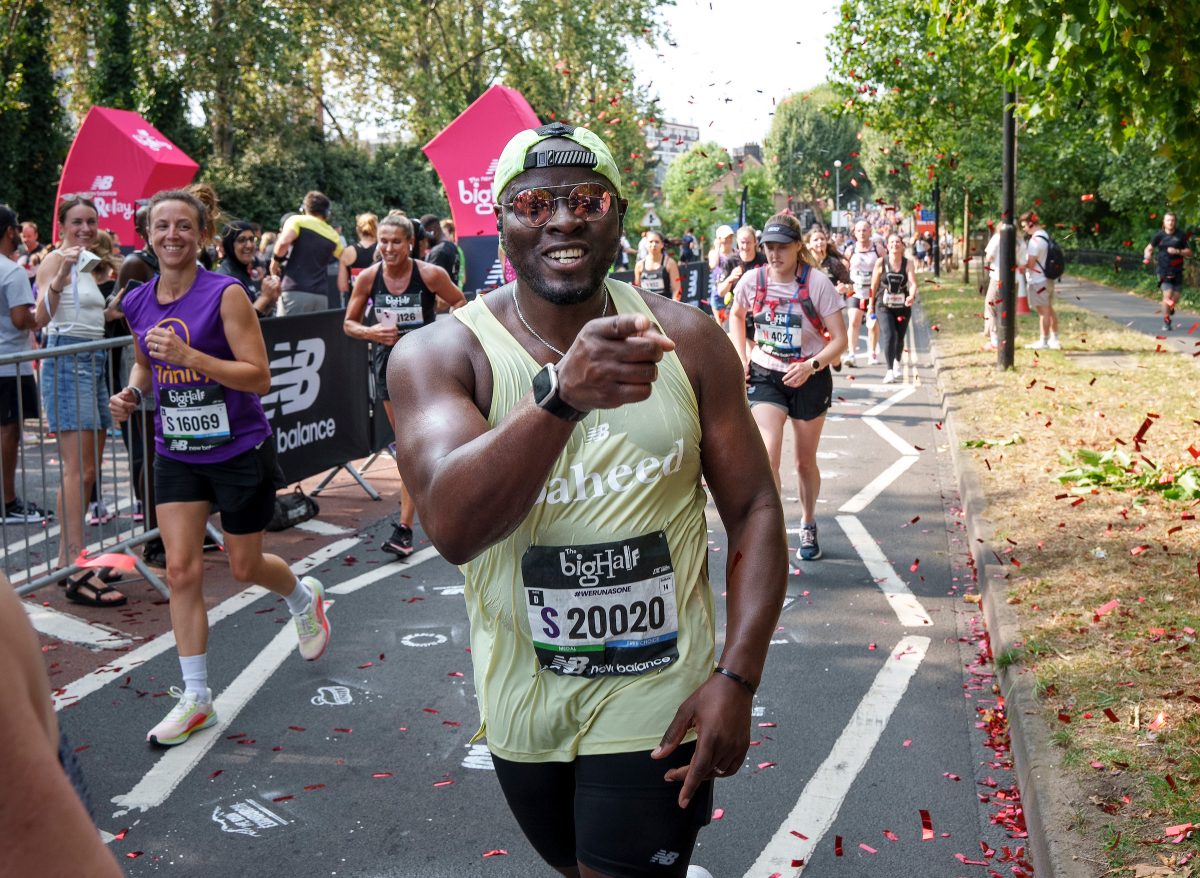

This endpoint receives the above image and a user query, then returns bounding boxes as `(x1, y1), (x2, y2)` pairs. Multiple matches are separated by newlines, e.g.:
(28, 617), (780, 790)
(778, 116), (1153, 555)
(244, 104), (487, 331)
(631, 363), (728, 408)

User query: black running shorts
(490, 742), (713, 878)
(746, 361), (833, 421)
(153, 440), (286, 534)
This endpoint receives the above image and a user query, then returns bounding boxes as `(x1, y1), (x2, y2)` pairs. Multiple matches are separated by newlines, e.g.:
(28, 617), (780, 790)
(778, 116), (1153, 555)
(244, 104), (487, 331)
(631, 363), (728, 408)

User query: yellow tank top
(452, 281), (714, 762)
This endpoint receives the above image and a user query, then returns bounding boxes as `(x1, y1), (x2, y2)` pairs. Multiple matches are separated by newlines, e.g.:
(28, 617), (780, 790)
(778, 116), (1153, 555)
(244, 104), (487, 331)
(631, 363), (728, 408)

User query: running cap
(760, 223), (803, 245)
(715, 224), (734, 239)
(492, 122), (622, 201)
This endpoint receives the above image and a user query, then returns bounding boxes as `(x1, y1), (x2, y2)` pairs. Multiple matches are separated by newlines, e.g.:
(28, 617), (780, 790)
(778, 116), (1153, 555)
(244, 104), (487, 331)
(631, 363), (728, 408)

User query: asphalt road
(44, 319), (1031, 877)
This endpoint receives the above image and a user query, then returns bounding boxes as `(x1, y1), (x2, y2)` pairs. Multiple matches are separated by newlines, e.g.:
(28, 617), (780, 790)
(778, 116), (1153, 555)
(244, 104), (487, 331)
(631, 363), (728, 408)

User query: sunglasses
(234, 234), (258, 245)
(502, 182), (613, 228)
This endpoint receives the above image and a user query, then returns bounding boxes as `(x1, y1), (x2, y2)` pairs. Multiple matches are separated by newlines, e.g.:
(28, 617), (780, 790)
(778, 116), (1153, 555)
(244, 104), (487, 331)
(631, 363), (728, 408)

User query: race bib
(853, 270), (873, 293)
(754, 310), (804, 358)
(522, 531), (679, 678)
(374, 305), (423, 328)
(882, 290), (906, 307)
(160, 385), (233, 453)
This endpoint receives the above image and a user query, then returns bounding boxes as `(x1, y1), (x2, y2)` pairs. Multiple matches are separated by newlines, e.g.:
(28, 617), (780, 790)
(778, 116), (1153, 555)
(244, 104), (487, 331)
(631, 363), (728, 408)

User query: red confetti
(1103, 708), (1120, 723)
(303, 784), (326, 791)
(433, 779), (455, 787)
(955, 853), (990, 866)
(126, 852), (144, 860)
(113, 828), (129, 841)
(757, 761), (777, 770)
(910, 559), (920, 572)
(834, 835), (844, 856)
(712, 808), (725, 820)
(1130, 544), (1150, 556)
(288, 725), (305, 732)
(1148, 711), (1167, 731)
(1093, 599), (1120, 620)
(372, 772), (394, 778)
(859, 843), (877, 854)
(920, 810), (935, 840)
(208, 770), (223, 780)
(790, 830), (810, 840)
(884, 829), (899, 842)
(482, 850), (508, 858)
(334, 728), (353, 733)
(423, 708), (440, 714)
(272, 795), (294, 802)
(357, 662), (375, 669)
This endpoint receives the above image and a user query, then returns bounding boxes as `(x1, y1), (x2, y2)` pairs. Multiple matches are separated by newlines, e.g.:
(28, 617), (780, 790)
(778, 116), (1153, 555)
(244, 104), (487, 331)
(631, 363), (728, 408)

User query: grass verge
(921, 275), (1199, 874)
(1068, 262), (1200, 312)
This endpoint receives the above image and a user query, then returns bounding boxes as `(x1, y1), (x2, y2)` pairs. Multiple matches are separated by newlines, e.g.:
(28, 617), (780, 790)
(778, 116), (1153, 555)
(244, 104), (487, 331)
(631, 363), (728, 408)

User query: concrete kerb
(919, 309), (1095, 878)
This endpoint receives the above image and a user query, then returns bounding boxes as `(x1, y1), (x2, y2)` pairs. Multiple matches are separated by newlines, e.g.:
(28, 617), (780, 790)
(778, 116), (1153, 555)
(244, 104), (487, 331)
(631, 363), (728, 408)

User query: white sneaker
(294, 576), (330, 661)
(843, 350), (856, 366)
(1026, 339), (1048, 350)
(1047, 336), (1061, 350)
(868, 351), (879, 365)
(686, 867), (715, 878)
(882, 369), (896, 384)
(147, 687), (216, 746)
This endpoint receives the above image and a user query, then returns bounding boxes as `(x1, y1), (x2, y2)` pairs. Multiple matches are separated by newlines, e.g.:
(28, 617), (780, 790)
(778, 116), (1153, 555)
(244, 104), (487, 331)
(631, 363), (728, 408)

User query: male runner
(1143, 212), (1192, 331)
(387, 123), (787, 878)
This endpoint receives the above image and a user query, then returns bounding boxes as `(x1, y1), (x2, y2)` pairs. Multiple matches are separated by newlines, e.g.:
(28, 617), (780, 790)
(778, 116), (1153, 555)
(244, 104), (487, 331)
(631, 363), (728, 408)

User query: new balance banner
(611, 261), (709, 309)
(260, 311), (371, 483)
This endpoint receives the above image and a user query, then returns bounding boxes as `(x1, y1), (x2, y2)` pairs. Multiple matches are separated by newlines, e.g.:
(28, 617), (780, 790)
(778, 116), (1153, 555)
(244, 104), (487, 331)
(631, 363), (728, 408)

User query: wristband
(126, 385), (143, 406)
(712, 665), (756, 695)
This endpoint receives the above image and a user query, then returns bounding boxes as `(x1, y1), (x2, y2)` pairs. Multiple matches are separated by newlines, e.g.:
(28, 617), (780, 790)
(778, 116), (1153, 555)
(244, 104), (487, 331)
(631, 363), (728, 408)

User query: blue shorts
(40, 334), (112, 433)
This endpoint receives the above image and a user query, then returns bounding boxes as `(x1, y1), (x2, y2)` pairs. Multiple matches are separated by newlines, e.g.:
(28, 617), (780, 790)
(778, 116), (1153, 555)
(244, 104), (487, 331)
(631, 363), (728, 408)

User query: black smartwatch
(810, 357), (822, 373)
(532, 363), (587, 422)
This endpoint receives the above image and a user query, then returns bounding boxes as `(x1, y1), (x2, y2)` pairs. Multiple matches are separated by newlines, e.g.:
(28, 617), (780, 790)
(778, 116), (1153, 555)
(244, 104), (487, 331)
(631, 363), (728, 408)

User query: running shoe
(147, 687), (216, 746)
(867, 351), (880, 365)
(1163, 317), (1172, 332)
(87, 500), (116, 525)
(842, 350), (856, 367)
(294, 576), (330, 661)
(881, 369), (896, 384)
(3, 498), (49, 523)
(1046, 336), (1062, 350)
(687, 868), (715, 878)
(382, 522), (415, 558)
(1025, 339), (1048, 350)
(796, 524), (822, 561)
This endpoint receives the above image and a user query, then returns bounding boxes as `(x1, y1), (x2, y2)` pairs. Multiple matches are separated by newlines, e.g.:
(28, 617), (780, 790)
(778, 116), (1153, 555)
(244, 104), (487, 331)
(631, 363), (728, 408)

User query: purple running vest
(123, 267), (271, 463)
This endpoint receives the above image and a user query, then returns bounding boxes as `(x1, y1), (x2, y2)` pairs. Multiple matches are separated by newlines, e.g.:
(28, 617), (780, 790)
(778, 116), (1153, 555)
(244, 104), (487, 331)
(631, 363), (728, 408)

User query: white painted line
(838, 455), (919, 514)
(328, 546), (441, 595)
(863, 384), (915, 417)
(110, 605), (324, 818)
(835, 515), (932, 627)
(862, 416), (919, 457)
(742, 635), (930, 878)
(294, 519), (353, 536)
(53, 537), (362, 711)
(24, 603), (134, 650)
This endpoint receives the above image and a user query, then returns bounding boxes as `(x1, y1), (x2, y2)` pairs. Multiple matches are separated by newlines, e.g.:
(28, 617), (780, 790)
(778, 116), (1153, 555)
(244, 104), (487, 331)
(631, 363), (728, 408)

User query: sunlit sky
(630, 0), (839, 150)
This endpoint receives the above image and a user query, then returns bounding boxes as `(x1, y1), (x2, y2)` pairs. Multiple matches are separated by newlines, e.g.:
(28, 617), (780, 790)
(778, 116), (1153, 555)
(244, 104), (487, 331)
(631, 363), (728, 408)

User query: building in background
(644, 122), (700, 188)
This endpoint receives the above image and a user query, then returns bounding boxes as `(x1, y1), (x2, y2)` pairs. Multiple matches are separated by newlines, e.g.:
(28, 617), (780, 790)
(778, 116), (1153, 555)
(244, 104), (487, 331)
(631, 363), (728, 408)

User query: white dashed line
(835, 515), (932, 627)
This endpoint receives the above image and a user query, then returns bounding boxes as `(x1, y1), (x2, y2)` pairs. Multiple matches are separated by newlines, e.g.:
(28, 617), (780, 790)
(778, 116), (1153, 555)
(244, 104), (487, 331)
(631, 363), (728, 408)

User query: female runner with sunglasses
(110, 189), (331, 746)
(343, 213), (464, 558)
(634, 229), (682, 300)
(728, 214), (847, 562)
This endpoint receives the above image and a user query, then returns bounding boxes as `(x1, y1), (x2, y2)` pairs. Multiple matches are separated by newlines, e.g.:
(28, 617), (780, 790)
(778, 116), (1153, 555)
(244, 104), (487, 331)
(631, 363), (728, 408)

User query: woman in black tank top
(634, 230), (681, 299)
(869, 233), (918, 383)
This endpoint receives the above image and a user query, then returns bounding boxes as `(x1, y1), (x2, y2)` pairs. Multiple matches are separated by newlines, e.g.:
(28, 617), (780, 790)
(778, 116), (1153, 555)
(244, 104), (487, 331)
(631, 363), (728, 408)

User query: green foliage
(720, 165), (777, 231)
(1056, 446), (1200, 502)
(88, 0), (136, 109)
(763, 86), (866, 215)
(203, 139), (448, 232)
(0, 0), (69, 232)
(660, 141), (732, 236)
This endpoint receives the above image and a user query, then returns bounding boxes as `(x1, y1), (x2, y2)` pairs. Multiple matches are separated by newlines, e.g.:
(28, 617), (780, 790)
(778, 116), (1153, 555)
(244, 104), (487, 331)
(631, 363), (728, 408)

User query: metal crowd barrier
(0, 337), (174, 598)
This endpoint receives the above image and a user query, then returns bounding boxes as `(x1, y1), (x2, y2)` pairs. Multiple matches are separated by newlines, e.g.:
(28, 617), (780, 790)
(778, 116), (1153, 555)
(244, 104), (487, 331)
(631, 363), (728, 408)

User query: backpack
(1037, 231), (1066, 280)
(752, 265), (841, 370)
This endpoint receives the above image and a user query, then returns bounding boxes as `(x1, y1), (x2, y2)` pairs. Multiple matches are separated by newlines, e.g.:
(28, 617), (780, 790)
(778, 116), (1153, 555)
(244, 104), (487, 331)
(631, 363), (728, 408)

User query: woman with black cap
(217, 221), (280, 318)
(728, 213), (847, 563)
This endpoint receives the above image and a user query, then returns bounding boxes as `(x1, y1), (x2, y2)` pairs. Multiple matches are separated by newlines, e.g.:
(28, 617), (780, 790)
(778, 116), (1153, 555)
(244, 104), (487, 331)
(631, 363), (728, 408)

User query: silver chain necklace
(512, 285), (609, 359)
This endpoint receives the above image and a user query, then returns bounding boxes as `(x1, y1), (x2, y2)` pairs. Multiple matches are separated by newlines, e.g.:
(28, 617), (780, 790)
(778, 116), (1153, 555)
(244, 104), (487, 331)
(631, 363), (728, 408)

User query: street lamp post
(833, 159), (842, 232)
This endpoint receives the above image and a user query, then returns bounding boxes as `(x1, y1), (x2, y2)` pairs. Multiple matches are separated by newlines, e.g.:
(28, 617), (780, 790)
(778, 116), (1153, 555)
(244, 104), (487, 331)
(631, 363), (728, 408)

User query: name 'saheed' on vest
(536, 438), (686, 506)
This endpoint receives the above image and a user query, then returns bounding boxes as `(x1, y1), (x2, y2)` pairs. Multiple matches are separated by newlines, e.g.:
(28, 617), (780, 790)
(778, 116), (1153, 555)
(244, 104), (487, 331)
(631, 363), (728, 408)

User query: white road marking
(53, 537), (362, 711)
(863, 384), (916, 417)
(742, 635), (930, 877)
(862, 416), (919, 457)
(328, 546), (441, 595)
(110, 604), (330, 819)
(835, 515), (932, 627)
(294, 519), (353, 536)
(838, 455), (919, 514)
(24, 603), (134, 650)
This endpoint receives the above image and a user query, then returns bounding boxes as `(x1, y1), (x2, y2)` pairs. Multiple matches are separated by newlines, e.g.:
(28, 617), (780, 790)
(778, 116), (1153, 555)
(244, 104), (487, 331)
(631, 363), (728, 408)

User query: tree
(88, 0), (136, 109)
(660, 141), (733, 236)
(763, 86), (866, 222)
(719, 164), (776, 231)
(0, 0), (69, 232)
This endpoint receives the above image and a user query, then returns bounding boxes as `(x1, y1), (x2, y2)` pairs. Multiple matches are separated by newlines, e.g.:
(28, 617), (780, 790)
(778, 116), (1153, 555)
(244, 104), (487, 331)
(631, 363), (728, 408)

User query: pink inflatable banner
(423, 85), (540, 292)
(54, 107), (199, 247)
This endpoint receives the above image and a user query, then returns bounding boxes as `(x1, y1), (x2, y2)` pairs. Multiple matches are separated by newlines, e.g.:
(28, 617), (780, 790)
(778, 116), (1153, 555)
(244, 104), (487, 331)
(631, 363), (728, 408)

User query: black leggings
(878, 304), (911, 368)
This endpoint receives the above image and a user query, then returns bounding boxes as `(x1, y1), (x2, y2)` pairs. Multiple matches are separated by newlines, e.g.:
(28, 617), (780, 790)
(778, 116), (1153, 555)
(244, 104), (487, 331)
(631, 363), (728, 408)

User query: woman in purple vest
(109, 189), (332, 747)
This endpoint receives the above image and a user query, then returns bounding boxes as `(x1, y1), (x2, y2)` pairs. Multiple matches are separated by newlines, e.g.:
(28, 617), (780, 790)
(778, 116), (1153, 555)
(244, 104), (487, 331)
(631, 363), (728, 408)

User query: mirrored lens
(509, 184), (613, 228)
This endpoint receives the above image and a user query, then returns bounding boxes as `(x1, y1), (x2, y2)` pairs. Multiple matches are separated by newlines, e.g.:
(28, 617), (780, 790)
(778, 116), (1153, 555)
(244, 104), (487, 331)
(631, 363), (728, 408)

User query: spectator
(218, 221), (281, 319)
(338, 212), (378, 306)
(34, 196), (125, 606)
(440, 219), (467, 288)
(272, 191), (343, 315)
(1020, 211), (1060, 350)
(1143, 211), (1192, 331)
(16, 221), (47, 280)
(679, 227), (698, 262)
(613, 229), (635, 271)
(420, 214), (461, 282)
(0, 204), (46, 523)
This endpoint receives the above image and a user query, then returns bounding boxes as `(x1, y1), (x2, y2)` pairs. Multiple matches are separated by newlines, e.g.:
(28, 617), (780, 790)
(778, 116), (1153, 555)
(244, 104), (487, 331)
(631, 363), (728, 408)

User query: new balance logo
(261, 339), (324, 419)
(649, 850), (679, 865)
(90, 175), (115, 191)
(585, 423), (610, 443)
(550, 655), (589, 675)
